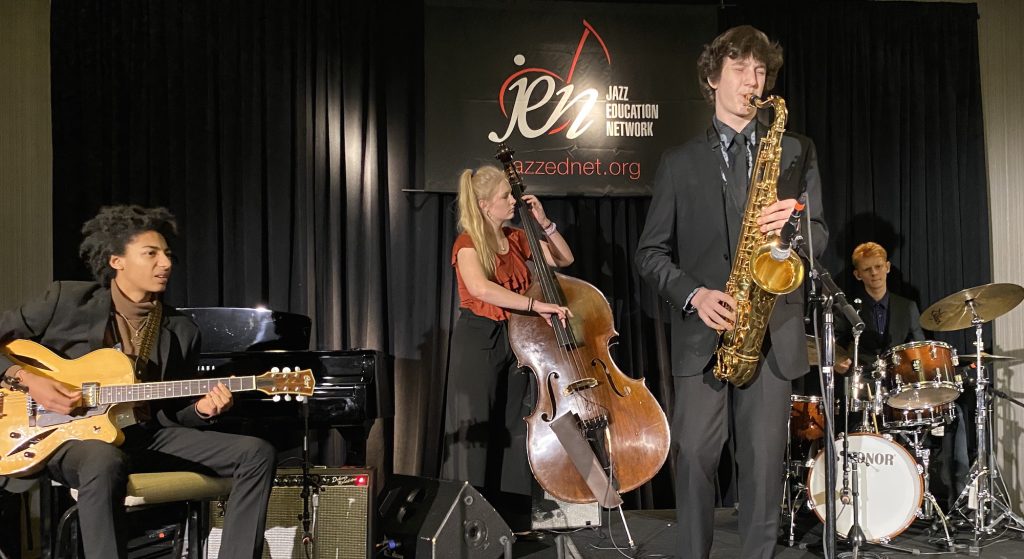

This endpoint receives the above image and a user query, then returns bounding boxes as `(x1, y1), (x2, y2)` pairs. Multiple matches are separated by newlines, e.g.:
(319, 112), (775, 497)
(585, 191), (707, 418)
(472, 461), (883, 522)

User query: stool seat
(69, 471), (233, 506)
(55, 472), (233, 557)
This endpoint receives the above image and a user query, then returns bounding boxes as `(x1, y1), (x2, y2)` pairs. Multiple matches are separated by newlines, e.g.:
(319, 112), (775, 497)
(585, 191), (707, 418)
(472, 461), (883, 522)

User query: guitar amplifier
(207, 466), (375, 559)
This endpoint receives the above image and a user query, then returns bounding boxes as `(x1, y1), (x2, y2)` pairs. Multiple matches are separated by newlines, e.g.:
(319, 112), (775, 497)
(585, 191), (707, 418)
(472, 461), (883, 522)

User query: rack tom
(883, 341), (961, 409)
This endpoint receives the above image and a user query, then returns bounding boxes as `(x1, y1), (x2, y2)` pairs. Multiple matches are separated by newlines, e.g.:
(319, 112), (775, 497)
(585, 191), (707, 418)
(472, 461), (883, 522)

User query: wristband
(543, 221), (557, 236)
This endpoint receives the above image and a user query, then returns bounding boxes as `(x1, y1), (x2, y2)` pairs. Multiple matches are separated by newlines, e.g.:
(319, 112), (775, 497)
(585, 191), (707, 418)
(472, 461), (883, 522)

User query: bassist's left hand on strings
(520, 194), (552, 229)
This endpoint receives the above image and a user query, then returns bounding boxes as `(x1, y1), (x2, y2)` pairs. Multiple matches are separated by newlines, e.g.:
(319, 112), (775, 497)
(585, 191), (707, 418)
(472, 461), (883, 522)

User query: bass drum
(807, 433), (922, 543)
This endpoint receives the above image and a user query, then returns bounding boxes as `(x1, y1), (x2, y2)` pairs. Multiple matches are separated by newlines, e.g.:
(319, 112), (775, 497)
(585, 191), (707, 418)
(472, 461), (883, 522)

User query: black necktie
(729, 132), (749, 202)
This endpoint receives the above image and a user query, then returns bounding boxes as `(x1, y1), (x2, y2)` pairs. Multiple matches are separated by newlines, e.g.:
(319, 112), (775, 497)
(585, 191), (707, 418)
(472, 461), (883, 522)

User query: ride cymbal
(920, 283), (1024, 332)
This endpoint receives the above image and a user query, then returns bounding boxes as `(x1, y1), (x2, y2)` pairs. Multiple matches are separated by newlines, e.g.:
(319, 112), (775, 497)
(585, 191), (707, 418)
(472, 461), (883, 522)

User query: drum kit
(782, 282), (1024, 555)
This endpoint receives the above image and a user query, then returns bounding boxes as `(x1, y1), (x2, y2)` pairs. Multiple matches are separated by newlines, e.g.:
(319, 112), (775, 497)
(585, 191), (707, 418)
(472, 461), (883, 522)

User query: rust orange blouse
(452, 227), (533, 321)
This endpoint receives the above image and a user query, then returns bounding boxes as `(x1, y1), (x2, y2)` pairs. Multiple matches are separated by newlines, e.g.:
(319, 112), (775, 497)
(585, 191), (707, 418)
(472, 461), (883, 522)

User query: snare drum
(807, 433), (923, 543)
(884, 340), (962, 410)
(790, 395), (826, 441)
(882, 402), (957, 432)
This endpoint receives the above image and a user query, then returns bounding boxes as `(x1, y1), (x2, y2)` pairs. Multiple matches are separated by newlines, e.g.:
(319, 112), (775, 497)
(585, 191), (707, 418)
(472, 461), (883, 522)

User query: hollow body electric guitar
(0, 339), (315, 477)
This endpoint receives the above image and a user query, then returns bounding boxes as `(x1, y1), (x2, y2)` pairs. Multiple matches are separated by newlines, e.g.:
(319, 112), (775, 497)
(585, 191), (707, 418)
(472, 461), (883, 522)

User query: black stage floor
(513, 508), (1024, 558)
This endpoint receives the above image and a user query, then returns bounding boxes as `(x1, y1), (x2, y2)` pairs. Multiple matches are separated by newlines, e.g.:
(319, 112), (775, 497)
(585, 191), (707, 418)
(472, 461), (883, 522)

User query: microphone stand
(299, 394), (318, 556)
(796, 239), (863, 559)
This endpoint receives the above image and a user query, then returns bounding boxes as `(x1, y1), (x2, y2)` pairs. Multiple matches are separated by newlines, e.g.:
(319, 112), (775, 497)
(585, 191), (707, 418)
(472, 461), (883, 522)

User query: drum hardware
(897, 429), (956, 550)
(922, 283), (1024, 553)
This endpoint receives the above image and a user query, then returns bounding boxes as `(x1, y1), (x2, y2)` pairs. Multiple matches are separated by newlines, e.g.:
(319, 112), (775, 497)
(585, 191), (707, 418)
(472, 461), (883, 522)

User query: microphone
(770, 192), (807, 261)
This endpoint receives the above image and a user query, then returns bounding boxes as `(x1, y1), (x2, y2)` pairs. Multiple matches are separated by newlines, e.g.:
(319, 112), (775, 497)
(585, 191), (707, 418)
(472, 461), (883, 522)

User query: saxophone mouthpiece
(747, 94), (762, 108)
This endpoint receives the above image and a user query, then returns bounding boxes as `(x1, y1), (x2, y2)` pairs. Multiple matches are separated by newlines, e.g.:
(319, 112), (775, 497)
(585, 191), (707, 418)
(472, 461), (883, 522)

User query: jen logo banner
(423, 2), (716, 195)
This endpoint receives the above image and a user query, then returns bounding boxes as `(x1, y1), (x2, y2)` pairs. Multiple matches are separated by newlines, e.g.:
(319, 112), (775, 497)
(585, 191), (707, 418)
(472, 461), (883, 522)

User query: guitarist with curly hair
(0, 205), (275, 559)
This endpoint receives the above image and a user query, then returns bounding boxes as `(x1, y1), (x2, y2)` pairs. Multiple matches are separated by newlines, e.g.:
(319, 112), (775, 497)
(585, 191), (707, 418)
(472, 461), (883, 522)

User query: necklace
(117, 312), (151, 345)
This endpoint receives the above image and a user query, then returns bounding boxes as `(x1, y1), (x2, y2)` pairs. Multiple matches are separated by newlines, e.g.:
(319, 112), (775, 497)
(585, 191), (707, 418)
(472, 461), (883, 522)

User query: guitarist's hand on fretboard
(15, 369), (82, 414)
(195, 382), (234, 418)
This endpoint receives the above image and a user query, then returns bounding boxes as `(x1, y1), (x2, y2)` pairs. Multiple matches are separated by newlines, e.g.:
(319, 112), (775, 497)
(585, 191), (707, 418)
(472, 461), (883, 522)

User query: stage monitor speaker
(378, 475), (513, 559)
(208, 466), (374, 559)
(530, 483), (601, 530)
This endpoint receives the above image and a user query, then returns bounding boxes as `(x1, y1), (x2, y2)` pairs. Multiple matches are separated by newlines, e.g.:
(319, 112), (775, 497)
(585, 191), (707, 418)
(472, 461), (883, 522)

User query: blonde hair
(457, 166), (509, 278)
(852, 242), (888, 267)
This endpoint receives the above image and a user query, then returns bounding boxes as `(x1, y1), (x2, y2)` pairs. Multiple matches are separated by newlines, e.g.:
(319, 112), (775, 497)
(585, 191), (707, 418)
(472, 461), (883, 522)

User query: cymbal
(958, 350), (1018, 362)
(805, 334), (852, 368)
(920, 283), (1024, 332)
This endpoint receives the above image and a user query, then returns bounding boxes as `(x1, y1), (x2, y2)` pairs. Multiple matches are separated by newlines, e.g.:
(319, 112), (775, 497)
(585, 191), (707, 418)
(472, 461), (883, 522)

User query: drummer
(837, 242), (968, 512)
(836, 242), (925, 372)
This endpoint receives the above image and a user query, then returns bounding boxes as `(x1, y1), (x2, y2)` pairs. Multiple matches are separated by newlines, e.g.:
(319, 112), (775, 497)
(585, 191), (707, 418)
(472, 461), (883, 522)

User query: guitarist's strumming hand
(11, 369), (82, 415)
(195, 382), (233, 419)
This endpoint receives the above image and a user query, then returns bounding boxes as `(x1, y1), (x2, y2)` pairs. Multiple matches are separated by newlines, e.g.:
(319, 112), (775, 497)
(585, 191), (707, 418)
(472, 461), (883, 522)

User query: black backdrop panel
(424, 2), (715, 195)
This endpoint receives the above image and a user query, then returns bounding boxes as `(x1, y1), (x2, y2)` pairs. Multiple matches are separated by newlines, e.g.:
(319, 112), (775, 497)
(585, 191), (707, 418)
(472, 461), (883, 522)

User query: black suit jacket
(0, 281), (206, 428)
(838, 291), (926, 360)
(635, 122), (828, 380)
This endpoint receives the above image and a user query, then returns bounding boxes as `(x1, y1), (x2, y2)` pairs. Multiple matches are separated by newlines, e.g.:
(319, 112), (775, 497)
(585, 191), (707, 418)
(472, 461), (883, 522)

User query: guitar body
(0, 339), (135, 477)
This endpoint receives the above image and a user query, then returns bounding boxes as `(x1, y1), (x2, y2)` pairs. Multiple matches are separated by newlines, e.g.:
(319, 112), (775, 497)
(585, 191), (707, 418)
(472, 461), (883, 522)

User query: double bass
(496, 144), (670, 504)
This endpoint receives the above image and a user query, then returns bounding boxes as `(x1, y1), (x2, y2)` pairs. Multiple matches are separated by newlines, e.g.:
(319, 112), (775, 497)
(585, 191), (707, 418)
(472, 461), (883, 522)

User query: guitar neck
(94, 376), (256, 406)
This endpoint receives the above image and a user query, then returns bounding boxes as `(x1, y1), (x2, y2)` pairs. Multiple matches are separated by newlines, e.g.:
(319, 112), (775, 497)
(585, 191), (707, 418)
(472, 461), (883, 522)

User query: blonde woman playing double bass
(441, 166), (573, 519)
(636, 26), (828, 559)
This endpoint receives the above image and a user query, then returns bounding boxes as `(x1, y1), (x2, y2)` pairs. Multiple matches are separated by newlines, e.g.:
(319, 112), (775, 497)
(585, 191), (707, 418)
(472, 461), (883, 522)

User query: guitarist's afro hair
(79, 205), (178, 287)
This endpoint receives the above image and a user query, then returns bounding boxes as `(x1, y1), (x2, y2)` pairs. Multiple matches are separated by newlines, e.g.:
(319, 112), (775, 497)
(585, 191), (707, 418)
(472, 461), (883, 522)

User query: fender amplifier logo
(488, 20), (659, 143)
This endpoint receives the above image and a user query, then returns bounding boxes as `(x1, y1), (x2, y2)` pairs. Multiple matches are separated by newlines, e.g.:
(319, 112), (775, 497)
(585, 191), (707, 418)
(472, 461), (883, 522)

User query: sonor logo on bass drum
(838, 451), (896, 467)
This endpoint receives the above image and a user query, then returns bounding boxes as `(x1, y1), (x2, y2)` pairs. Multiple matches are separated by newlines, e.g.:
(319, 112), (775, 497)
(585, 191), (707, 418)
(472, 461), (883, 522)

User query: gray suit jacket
(635, 122), (829, 380)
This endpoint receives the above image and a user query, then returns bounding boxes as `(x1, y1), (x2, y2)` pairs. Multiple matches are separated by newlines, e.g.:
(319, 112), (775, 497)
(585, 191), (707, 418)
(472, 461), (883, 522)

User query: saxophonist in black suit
(635, 26), (828, 559)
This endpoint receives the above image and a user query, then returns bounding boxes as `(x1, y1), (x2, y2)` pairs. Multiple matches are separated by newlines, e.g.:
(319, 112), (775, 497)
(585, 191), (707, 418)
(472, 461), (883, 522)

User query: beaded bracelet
(543, 221), (557, 236)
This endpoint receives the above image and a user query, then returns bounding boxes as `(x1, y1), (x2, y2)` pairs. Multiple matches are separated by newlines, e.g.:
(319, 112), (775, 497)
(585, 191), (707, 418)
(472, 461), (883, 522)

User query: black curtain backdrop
(48, 0), (988, 512)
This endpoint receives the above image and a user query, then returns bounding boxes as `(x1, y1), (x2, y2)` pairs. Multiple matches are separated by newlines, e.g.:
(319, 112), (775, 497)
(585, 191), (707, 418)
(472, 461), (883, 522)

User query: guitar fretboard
(96, 377), (256, 405)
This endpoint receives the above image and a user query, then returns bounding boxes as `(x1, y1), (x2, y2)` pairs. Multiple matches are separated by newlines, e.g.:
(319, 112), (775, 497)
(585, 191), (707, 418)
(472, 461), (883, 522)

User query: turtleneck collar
(111, 279), (158, 321)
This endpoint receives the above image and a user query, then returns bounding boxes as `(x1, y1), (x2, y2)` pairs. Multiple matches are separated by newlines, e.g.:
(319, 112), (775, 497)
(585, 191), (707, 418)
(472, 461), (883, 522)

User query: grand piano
(179, 307), (393, 465)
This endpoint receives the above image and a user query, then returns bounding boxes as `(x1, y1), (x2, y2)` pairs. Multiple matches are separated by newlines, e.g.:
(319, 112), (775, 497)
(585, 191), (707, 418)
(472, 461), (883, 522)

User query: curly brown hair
(696, 25), (783, 104)
(79, 205), (178, 286)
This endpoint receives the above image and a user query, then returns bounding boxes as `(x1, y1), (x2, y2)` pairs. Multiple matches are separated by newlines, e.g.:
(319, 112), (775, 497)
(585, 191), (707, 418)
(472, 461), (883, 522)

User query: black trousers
(673, 362), (792, 559)
(440, 311), (533, 499)
(46, 425), (276, 559)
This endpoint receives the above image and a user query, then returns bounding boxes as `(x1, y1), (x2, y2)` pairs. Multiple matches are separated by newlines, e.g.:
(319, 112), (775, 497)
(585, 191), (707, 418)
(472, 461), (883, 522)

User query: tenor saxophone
(713, 95), (805, 386)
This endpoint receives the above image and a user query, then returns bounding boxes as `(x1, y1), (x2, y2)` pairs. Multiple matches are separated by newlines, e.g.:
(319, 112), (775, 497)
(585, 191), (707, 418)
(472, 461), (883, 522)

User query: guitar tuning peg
(283, 367), (291, 373)
(284, 395), (292, 402)
(296, 395), (306, 402)
(272, 395), (281, 402)
(271, 367), (280, 373)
